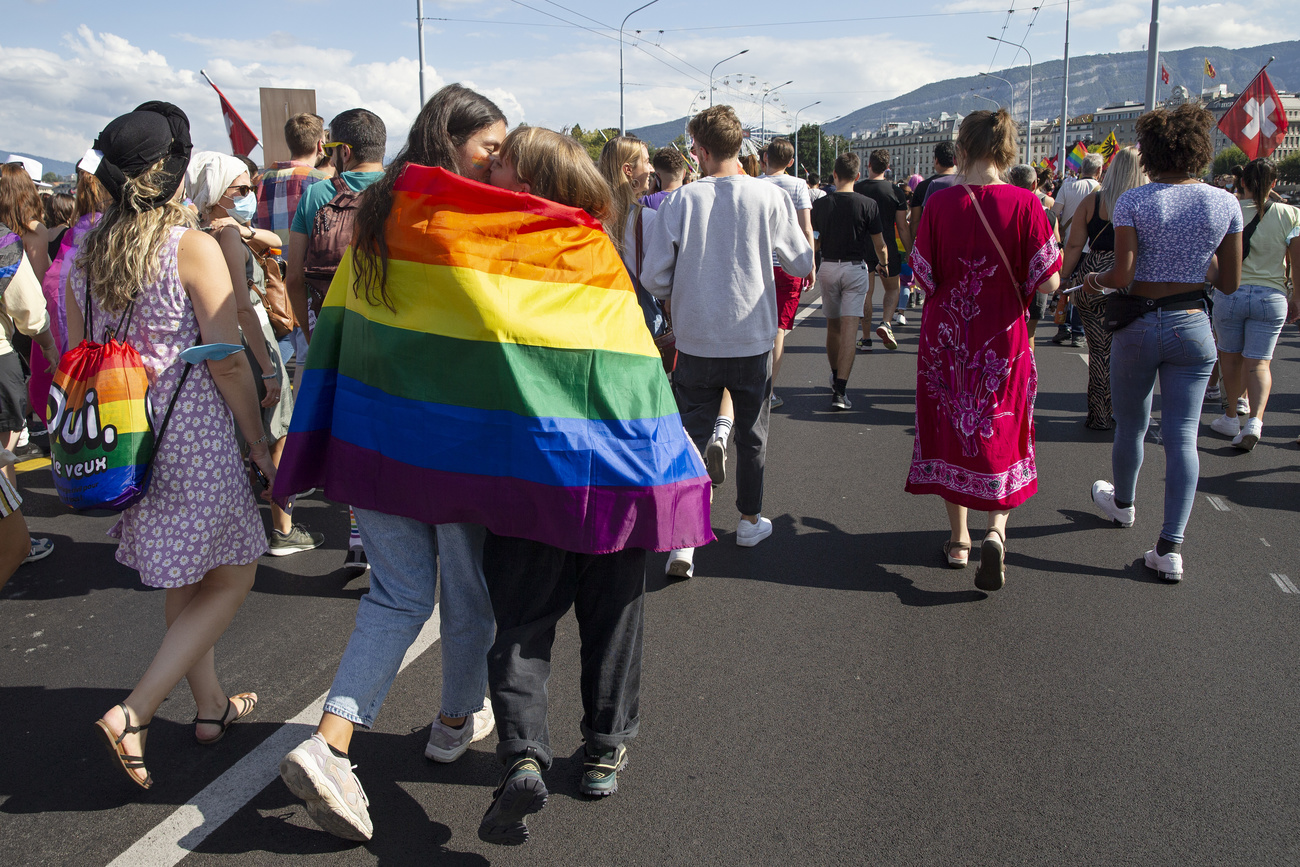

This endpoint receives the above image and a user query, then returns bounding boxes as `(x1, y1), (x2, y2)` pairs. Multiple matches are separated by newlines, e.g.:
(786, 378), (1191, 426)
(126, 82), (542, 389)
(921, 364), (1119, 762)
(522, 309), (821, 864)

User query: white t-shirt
(760, 172), (811, 267)
(1053, 177), (1101, 227)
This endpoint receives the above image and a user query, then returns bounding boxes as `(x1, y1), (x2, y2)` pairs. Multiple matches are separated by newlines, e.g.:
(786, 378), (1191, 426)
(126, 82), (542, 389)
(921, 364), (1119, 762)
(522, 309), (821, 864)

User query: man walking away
(812, 151), (888, 411)
(854, 149), (911, 351)
(642, 106), (812, 577)
(642, 147), (686, 210)
(285, 108), (387, 576)
(757, 137), (815, 407)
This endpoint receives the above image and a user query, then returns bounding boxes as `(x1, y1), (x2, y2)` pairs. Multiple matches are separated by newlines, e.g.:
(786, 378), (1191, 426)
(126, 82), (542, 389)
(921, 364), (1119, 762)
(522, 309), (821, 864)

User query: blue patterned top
(1113, 182), (1243, 283)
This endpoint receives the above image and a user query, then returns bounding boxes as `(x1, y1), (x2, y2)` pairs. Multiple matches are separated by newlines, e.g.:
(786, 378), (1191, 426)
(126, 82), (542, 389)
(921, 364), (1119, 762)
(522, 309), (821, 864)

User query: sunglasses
(226, 183), (255, 197)
(322, 141), (349, 150)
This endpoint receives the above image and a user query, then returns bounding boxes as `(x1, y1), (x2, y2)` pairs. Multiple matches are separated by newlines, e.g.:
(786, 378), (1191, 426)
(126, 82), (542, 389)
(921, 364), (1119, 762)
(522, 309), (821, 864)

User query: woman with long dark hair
(278, 83), (508, 843)
(906, 109), (1062, 591)
(1085, 104), (1241, 582)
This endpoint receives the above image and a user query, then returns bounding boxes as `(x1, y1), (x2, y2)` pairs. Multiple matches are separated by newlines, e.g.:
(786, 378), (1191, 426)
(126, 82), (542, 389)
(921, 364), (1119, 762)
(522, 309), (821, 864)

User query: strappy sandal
(194, 692), (258, 745)
(942, 540), (971, 569)
(94, 703), (153, 790)
(975, 528), (1007, 592)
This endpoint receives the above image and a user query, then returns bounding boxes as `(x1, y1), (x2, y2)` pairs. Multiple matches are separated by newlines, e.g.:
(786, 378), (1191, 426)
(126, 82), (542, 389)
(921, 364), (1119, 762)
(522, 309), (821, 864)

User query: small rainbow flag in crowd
(1064, 140), (1090, 174)
(274, 166), (714, 555)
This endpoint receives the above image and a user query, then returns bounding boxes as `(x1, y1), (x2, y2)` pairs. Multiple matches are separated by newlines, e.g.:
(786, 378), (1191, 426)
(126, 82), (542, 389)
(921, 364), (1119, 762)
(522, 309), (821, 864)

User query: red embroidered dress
(906, 183), (1061, 510)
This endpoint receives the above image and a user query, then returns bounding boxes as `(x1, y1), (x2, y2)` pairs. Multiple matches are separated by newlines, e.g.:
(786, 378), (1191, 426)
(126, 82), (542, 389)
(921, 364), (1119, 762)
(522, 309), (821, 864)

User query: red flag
(1160, 65), (1169, 85)
(202, 72), (259, 156)
(1216, 69), (1289, 159)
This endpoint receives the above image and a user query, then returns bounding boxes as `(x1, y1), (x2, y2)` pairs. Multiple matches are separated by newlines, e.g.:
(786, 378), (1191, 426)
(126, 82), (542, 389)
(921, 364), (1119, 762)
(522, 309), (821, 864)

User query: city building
(846, 113), (962, 178)
(1202, 87), (1300, 163)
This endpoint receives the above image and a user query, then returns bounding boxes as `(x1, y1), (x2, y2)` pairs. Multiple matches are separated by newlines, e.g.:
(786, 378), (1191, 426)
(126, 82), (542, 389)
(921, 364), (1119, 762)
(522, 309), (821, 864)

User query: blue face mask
(229, 192), (257, 224)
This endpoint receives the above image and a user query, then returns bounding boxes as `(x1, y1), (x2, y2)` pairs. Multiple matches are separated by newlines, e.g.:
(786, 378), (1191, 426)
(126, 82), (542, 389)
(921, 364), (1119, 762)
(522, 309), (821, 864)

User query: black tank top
(1085, 191), (1114, 252)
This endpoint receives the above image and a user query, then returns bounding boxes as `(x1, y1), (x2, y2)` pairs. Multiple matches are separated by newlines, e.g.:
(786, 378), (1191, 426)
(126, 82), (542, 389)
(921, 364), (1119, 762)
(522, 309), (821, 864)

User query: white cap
(6, 155), (43, 183)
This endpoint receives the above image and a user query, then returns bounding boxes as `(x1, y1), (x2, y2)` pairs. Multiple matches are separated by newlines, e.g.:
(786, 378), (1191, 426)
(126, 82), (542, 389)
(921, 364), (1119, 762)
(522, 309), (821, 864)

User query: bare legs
(2, 430), (19, 487)
(270, 437), (292, 535)
(99, 562), (258, 785)
(771, 329), (791, 385)
(944, 500), (1010, 548)
(826, 316), (860, 382)
(1219, 352), (1271, 422)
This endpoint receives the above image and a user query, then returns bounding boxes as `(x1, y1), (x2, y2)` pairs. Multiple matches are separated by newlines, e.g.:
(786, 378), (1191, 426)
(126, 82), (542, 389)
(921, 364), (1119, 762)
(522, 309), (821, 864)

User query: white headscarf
(185, 151), (248, 215)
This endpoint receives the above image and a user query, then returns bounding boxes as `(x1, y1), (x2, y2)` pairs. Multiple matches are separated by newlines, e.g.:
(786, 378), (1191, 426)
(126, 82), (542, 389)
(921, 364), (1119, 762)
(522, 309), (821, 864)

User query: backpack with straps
(47, 289), (191, 511)
(302, 176), (362, 315)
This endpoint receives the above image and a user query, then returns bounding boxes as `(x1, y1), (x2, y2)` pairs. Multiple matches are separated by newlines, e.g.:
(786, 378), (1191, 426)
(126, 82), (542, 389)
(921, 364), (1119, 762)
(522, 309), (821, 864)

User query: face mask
(230, 192), (257, 224)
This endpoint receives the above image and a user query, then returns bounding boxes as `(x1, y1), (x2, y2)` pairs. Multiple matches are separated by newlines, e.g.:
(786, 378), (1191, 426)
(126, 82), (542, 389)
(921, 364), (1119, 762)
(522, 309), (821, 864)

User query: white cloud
(1115, 3), (1295, 51)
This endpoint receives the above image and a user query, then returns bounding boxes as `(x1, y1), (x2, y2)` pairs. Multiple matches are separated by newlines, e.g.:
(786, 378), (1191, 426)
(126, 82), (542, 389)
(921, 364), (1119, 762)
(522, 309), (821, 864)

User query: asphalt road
(2, 294), (1298, 866)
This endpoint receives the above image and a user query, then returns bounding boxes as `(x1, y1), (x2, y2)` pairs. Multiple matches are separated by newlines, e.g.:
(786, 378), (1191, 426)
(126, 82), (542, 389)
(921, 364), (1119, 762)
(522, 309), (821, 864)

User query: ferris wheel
(685, 74), (791, 153)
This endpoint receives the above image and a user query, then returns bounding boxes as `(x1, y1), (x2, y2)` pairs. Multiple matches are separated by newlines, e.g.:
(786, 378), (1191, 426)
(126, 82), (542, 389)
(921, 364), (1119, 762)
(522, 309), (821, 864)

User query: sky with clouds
(2, 0), (1294, 163)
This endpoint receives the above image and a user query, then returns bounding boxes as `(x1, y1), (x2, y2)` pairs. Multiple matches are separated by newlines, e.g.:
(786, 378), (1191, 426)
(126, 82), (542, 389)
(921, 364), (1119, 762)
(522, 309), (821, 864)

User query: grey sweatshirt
(640, 174), (814, 358)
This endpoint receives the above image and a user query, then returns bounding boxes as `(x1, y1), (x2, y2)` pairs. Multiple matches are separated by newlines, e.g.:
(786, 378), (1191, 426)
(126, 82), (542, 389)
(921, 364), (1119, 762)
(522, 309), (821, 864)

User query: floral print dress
(906, 183), (1061, 510)
(71, 227), (267, 587)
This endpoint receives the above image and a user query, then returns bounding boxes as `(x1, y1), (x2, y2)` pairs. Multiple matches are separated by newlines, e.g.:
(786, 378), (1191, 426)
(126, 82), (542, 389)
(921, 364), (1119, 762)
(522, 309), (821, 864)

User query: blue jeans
(1212, 284), (1288, 360)
(323, 512), (495, 726)
(1110, 308), (1216, 544)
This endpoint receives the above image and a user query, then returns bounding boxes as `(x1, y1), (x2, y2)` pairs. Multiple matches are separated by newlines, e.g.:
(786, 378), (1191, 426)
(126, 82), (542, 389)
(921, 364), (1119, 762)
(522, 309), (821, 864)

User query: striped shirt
(255, 161), (331, 246)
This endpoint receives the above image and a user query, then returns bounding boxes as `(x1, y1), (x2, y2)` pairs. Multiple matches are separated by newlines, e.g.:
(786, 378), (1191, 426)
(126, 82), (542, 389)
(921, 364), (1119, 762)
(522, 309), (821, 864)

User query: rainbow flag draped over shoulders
(274, 165), (713, 555)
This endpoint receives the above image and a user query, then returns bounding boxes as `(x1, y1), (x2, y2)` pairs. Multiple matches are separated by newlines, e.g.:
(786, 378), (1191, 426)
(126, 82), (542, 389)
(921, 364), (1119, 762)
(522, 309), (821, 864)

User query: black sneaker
(1050, 328), (1070, 345)
(343, 548), (369, 575)
(479, 754), (548, 845)
(268, 525), (325, 556)
(856, 337), (873, 352)
(579, 743), (628, 797)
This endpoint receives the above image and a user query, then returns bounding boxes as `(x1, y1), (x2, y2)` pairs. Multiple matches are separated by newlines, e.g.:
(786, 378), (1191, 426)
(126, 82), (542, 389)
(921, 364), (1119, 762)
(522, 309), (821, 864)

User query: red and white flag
(1160, 64), (1169, 85)
(1217, 69), (1289, 160)
(201, 71), (259, 156)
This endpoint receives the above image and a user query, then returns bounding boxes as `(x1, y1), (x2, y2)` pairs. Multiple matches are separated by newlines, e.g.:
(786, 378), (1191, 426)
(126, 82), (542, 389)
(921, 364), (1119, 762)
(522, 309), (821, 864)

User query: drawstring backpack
(48, 287), (190, 511)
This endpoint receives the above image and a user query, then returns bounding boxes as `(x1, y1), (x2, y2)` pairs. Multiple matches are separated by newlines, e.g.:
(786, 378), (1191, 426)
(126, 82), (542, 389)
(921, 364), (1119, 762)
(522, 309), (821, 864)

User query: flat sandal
(194, 692), (258, 745)
(942, 540), (971, 569)
(94, 702), (152, 790)
(975, 528), (1007, 592)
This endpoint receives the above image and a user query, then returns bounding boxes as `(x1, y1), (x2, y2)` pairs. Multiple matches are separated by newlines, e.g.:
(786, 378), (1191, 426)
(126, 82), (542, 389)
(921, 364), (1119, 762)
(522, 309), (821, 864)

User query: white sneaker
(892, 312), (906, 326)
(736, 515), (773, 547)
(424, 700), (496, 763)
(1090, 480), (1135, 528)
(1209, 414), (1241, 438)
(280, 734), (374, 841)
(1232, 417), (1262, 451)
(1236, 396), (1250, 415)
(1144, 545), (1184, 582)
(16, 426), (28, 449)
(665, 547), (695, 578)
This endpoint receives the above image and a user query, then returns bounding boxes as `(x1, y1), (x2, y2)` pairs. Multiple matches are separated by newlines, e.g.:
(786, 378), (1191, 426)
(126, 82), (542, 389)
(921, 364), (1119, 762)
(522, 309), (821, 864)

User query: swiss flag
(1217, 70), (1289, 159)
(1161, 65), (1169, 85)
(203, 75), (260, 156)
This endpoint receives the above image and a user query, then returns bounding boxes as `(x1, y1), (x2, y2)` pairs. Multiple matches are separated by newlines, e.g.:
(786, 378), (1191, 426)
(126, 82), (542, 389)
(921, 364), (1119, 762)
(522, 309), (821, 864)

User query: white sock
(713, 415), (734, 447)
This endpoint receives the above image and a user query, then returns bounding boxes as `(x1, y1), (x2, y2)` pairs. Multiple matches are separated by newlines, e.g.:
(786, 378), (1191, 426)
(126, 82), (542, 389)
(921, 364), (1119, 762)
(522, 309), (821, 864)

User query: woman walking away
(906, 109), (1062, 591)
(71, 103), (274, 789)
(276, 84), (508, 843)
(1060, 147), (1148, 430)
(1083, 104), (1241, 582)
(1209, 159), (1299, 449)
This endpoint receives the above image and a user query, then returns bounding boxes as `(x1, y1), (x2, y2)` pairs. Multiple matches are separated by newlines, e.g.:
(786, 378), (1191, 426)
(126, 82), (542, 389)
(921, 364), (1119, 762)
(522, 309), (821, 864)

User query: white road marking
(1078, 353), (1090, 366)
(1205, 495), (1230, 512)
(108, 610), (442, 867)
(1271, 574), (1298, 594)
(792, 301), (823, 327)
(1260, 538), (1271, 547)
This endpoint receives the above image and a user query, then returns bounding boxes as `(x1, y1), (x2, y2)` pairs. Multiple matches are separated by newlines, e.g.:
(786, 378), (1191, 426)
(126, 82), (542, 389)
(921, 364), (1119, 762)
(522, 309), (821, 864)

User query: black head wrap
(93, 101), (193, 210)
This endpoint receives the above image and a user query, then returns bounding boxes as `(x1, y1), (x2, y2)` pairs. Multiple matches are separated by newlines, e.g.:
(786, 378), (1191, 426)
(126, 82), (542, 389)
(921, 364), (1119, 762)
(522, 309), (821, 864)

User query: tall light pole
(1143, 0), (1160, 111)
(760, 79), (793, 146)
(1059, 0), (1071, 173)
(416, 0), (427, 106)
(793, 100), (820, 177)
(620, 0), (661, 135)
(970, 89), (1000, 108)
(988, 36), (1033, 163)
(979, 72), (1014, 111)
(710, 49), (749, 107)
(818, 114), (841, 178)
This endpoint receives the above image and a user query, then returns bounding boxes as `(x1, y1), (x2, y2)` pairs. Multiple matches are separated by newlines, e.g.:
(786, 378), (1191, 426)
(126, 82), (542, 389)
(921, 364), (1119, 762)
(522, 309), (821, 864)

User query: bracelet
(248, 433), (269, 447)
(261, 372), (278, 380)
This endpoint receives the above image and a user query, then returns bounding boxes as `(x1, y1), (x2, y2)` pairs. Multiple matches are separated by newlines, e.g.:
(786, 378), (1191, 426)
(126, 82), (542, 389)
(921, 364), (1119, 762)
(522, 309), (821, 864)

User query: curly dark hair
(1135, 104), (1215, 176)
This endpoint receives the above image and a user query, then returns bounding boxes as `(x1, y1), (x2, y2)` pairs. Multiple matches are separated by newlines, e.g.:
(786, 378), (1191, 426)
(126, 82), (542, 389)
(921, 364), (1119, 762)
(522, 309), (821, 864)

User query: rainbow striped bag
(48, 298), (190, 511)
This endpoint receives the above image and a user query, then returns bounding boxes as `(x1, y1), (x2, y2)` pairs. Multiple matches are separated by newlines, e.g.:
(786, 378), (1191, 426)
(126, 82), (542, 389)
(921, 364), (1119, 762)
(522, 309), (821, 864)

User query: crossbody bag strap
(152, 360), (193, 451)
(962, 184), (1019, 293)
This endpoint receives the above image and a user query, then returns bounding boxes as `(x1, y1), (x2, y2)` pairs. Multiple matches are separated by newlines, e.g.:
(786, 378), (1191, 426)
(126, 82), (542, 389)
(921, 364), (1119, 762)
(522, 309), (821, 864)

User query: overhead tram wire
(988, 1), (1016, 73)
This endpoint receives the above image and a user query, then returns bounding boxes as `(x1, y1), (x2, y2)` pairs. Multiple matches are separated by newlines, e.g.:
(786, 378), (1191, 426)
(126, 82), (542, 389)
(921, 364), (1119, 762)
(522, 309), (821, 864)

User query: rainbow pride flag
(274, 166), (714, 554)
(1064, 141), (1090, 174)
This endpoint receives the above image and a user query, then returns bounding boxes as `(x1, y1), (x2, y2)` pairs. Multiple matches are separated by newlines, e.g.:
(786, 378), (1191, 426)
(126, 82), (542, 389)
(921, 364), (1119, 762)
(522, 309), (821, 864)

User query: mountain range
(0, 151), (78, 179)
(629, 40), (1298, 147)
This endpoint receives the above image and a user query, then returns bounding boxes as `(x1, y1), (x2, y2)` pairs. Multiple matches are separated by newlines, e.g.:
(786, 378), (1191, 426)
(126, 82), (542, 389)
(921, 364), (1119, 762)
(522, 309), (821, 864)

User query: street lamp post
(710, 49), (749, 107)
(760, 79), (793, 146)
(987, 36), (1033, 163)
(620, 0), (661, 135)
(978, 72), (1014, 110)
(416, 0), (426, 106)
(970, 88), (1000, 108)
(1059, 0), (1072, 173)
(1143, 0), (1160, 111)
(793, 100), (821, 177)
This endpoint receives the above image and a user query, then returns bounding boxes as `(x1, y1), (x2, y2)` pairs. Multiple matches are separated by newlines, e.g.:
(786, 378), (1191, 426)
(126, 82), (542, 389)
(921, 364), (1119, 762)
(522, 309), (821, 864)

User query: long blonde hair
(598, 135), (647, 253)
(1099, 147), (1146, 219)
(75, 159), (196, 314)
(501, 127), (612, 222)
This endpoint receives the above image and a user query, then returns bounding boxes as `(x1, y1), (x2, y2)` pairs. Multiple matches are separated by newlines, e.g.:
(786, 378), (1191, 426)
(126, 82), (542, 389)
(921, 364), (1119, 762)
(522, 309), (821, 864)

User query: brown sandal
(94, 703), (153, 790)
(194, 692), (258, 745)
(942, 540), (971, 569)
(975, 528), (1006, 592)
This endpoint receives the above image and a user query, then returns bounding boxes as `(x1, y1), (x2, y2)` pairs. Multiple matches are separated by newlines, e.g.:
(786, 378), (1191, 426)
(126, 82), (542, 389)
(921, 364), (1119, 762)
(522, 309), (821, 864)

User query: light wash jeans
(1110, 307), (1216, 544)
(323, 511), (495, 726)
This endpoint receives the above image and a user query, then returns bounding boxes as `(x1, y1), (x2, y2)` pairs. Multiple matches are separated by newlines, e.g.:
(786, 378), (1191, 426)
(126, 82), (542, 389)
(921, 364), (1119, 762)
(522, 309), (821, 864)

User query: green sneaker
(579, 743), (628, 797)
(478, 754), (548, 845)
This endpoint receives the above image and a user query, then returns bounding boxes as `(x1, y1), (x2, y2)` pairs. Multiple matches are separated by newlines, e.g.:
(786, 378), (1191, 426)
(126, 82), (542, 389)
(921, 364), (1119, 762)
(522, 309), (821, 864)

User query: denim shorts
(1213, 284), (1287, 360)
